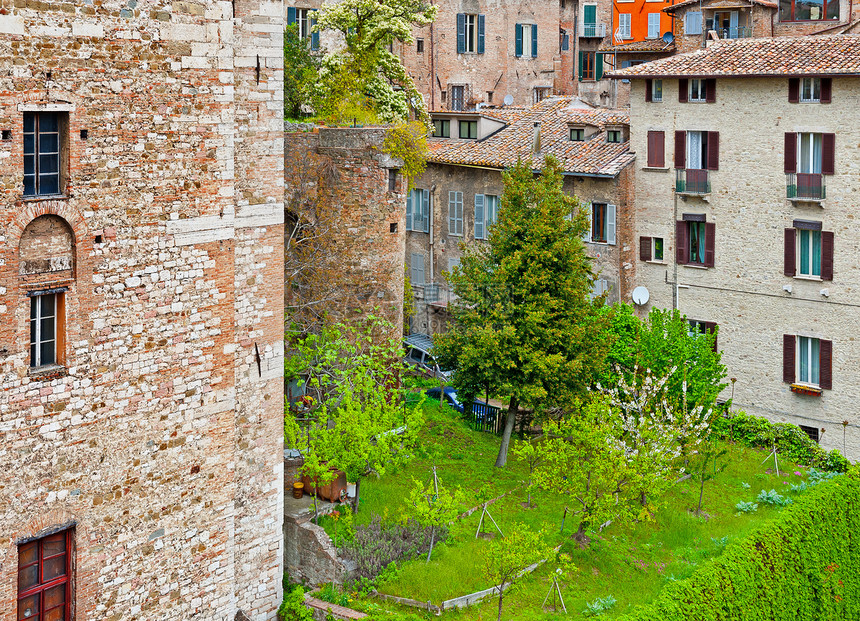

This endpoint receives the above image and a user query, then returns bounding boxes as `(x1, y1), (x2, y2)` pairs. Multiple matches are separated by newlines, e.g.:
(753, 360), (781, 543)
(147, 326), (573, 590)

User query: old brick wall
(284, 128), (406, 341)
(629, 76), (860, 459)
(407, 161), (633, 336)
(0, 1), (284, 619)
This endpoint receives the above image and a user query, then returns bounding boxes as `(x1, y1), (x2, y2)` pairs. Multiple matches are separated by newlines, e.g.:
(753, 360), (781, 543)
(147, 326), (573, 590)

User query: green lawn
(320, 397), (810, 620)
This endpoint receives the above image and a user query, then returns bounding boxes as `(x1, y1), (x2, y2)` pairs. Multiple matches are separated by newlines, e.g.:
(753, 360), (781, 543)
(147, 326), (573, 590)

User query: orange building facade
(610, 0), (674, 47)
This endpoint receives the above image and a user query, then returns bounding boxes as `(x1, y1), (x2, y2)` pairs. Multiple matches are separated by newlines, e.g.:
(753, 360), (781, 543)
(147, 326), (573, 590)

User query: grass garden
(304, 395), (842, 620)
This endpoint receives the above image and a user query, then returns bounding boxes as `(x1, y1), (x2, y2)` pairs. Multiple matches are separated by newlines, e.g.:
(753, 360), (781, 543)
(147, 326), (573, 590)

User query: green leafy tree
(484, 526), (554, 621)
(284, 23), (319, 120)
(692, 439), (728, 515)
(313, 0), (437, 125)
(512, 439), (543, 507)
(434, 157), (611, 468)
(285, 318), (424, 512)
(406, 474), (464, 561)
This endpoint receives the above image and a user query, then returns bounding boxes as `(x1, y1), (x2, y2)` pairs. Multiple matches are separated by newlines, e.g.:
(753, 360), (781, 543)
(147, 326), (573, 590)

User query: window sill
(28, 364), (67, 380)
(642, 166), (670, 172)
(22, 194), (68, 203)
(793, 275), (822, 282)
(677, 191), (711, 200)
(645, 260), (666, 265)
(681, 263), (709, 270)
(787, 196), (824, 206)
(587, 240), (614, 246)
(790, 383), (822, 396)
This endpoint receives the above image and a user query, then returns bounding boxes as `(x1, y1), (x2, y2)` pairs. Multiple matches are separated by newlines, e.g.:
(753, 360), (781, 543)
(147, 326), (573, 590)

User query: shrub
(583, 595), (617, 617)
(756, 489), (792, 507)
(277, 573), (313, 621)
(734, 501), (758, 514)
(338, 516), (447, 580)
(714, 410), (849, 472)
(317, 582), (351, 607)
(621, 468), (860, 620)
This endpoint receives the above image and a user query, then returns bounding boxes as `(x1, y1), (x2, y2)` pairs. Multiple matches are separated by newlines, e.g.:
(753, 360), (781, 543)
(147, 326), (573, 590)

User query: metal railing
(675, 168), (711, 195)
(717, 26), (752, 39)
(787, 173), (826, 200)
(581, 23), (606, 37)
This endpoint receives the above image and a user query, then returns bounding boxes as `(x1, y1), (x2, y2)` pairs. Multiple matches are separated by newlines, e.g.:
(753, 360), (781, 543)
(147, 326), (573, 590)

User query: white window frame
(619, 13), (632, 39)
(486, 194), (499, 230)
(689, 79), (707, 102)
(797, 335), (820, 387)
(651, 79), (663, 102)
(800, 78), (821, 103)
(686, 130), (707, 170)
(30, 293), (57, 368)
(448, 191), (464, 236)
(296, 8), (312, 39)
(647, 13), (661, 38)
(797, 228), (822, 278)
(798, 132), (822, 174)
(652, 236), (665, 262)
(464, 13), (477, 53)
(590, 202), (616, 245)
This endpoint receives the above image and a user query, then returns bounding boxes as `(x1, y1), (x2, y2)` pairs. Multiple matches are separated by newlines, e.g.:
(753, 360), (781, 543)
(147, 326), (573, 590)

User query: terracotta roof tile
(428, 97), (635, 176)
(598, 39), (676, 53)
(609, 34), (860, 77)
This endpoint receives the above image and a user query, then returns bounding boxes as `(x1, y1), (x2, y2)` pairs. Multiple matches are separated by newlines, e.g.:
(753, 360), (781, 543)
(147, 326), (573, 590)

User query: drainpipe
(672, 183), (679, 310)
(429, 185), (436, 283)
(430, 23), (436, 110)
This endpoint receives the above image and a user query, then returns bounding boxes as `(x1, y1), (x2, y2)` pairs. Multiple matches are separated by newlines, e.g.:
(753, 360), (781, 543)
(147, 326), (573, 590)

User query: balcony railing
(581, 23), (606, 37)
(787, 173), (825, 200)
(675, 168), (711, 195)
(716, 26), (752, 39)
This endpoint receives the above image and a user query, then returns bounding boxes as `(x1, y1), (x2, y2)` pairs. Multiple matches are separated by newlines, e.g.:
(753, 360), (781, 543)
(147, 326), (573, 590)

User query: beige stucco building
(613, 35), (860, 459)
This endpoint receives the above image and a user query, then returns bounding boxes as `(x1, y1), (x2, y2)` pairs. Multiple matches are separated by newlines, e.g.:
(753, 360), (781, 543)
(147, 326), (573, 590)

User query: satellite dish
(503, 94), (514, 106)
(662, 31), (675, 44)
(632, 286), (650, 306)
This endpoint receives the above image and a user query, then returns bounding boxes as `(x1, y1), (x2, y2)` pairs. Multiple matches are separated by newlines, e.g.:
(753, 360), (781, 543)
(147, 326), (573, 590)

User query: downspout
(430, 22), (436, 110)
(429, 185), (436, 283)
(672, 182), (679, 309)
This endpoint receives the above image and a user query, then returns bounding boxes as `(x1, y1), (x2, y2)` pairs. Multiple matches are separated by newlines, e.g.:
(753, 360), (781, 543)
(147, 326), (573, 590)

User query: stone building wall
(407, 161), (634, 336)
(0, 1), (284, 619)
(628, 75), (860, 459)
(284, 127), (406, 340)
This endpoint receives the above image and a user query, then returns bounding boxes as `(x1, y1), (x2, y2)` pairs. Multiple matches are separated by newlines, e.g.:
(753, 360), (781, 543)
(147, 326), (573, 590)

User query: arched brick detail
(8, 201), (88, 249)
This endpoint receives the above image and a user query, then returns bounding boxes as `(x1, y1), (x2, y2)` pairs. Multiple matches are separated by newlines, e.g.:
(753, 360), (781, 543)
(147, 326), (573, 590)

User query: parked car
(425, 386), (491, 415)
(403, 333), (453, 381)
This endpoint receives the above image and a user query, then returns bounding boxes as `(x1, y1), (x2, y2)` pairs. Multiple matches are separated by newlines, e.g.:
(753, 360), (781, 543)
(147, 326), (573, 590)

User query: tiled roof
(664, 0), (776, 13)
(598, 39), (676, 53)
(608, 35), (860, 78)
(428, 97), (635, 177)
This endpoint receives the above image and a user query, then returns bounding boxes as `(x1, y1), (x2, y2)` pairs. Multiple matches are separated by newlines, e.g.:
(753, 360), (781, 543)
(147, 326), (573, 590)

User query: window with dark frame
(606, 129), (622, 143)
(688, 221), (707, 265)
(581, 51), (595, 80)
(654, 237), (664, 261)
(17, 528), (73, 621)
(30, 293), (59, 368)
(570, 127), (585, 141)
(24, 112), (63, 197)
(458, 120), (477, 139)
(799, 424), (820, 443)
(432, 119), (450, 138)
(591, 202), (607, 243)
(779, 0), (838, 21)
(388, 169), (397, 192)
(450, 85), (465, 111)
(783, 334), (832, 390)
(417, 38), (424, 53)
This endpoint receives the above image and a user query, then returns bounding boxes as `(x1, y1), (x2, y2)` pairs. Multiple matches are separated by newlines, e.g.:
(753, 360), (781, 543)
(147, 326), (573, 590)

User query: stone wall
(0, 1), (284, 619)
(628, 75), (860, 459)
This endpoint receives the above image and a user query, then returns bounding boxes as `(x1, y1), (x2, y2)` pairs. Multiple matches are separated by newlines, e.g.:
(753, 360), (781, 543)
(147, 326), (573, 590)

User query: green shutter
(311, 12), (319, 50)
(457, 14), (466, 53)
(287, 7), (296, 25)
(515, 23), (523, 57)
(583, 4), (597, 25)
(596, 53), (603, 80)
(531, 24), (538, 57)
(478, 15), (485, 54)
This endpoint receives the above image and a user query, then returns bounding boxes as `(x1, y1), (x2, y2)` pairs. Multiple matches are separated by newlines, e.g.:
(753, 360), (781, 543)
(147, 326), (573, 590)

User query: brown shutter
(822, 133), (835, 175)
(820, 78), (832, 104)
(674, 131), (686, 169)
(783, 335), (795, 384)
(645, 79), (653, 102)
(707, 131), (719, 171)
(784, 228), (796, 276)
(648, 131), (665, 167)
(704, 222), (715, 267)
(704, 321), (718, 352)
(679, 78), (688, 103)
(676, 220), (688, 265)
(784, 133), (797, 174)
(821, 230), (834, 281)
(819, 339), (832, 390)
(788, 78), (800, 103)
(640, 236), (652, 261)
(705, 78), (716, 103)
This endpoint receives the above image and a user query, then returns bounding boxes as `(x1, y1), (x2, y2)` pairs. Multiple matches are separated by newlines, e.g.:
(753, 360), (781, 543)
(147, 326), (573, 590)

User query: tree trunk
(697, 474), (706, 513)
(426, 525), (436, 563)
(640, 490), (647, 507)
(494, 395), (519, 468)
(352, 478), (362, 513)
(496, 582), (506, 621)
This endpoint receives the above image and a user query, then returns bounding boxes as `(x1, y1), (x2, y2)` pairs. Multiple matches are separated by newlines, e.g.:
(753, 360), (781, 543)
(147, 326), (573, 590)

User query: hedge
(621, 468), (860, 621)
(713, 410), (850, 473)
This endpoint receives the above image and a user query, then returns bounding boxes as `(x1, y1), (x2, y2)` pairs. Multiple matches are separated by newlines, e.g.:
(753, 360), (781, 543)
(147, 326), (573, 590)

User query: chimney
(532, 122), (541, 154)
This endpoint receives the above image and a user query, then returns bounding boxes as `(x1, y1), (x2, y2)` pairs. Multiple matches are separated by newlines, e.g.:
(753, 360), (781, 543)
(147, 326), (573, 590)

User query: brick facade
(627, 72), (860, 459)
(0, 1), (284, 619)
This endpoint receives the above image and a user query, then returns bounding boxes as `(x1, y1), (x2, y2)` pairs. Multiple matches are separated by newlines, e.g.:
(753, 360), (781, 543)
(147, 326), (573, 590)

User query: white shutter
(607, 204), (616, 245)
(647, 13), (660, 39)
(582, 202), (592, 242)
(474, 194), (485, 240)
(448, 191), (457, 234)
(411, 253), (425, 285)
(422, 189), (430, 233)
(406, 191), (413, 231)
(686, 12), (702, 35)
